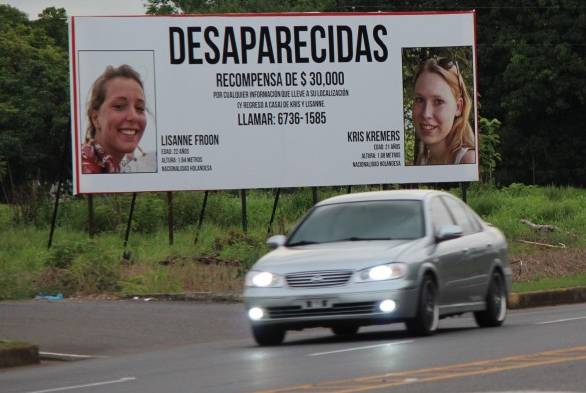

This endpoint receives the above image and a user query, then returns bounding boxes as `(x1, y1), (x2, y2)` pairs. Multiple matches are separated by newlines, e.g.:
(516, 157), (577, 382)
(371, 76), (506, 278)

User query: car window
(287, 200), (424, 244)
(430, 196), (455, 233)
(466, 204), (484, 232)
(441, 196), (479, 235)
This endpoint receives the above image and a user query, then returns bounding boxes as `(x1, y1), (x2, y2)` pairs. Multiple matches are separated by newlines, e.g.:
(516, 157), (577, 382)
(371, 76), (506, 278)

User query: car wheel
(405, 275), (439, 336)
(252, 325), (286, 346)
(331, 325), (359, 336)
(474, 271), (507, 327)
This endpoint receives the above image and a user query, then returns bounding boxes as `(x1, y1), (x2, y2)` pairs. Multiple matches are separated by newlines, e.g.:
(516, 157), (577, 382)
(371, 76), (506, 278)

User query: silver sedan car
(244, 190), (511, 346)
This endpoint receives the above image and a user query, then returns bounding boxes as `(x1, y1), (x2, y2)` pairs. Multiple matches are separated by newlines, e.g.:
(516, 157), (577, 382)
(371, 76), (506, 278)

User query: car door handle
(462, 248), (470, 254)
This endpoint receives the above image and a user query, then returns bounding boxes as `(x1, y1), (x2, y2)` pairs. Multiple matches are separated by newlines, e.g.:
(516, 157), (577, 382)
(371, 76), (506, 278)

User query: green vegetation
(142, 0), (586, 186)
(0, 2), (585, 300)
(0, 340), (34, 351)
(466, 184), (586, 251)
(512, 275), (586, 293)
(1, 185), (585, 300)
(1, 1), (585, 203)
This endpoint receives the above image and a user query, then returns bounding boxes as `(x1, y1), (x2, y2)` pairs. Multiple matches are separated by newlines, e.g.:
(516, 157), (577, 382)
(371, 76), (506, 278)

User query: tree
(478, 118), (502, 184)
(146, 0), (180, 15)
(146, 0), (336, 14)
(0, 4), (29, 27)
(1, 0), (585, 192)
(338, 0), (586, 185)
(0, 5), (69, 200)
(33, 7), (68, 50)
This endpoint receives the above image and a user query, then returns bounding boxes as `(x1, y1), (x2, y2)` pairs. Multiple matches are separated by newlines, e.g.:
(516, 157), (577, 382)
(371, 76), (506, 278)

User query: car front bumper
(244, 285), (419, 329)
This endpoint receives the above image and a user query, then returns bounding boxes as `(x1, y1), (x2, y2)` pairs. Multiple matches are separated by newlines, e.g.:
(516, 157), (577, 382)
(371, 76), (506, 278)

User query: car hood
(253, 239), (424, 273)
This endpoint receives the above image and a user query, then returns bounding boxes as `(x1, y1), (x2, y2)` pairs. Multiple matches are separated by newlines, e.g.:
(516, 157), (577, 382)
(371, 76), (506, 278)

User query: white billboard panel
(69, 11), (478, 194)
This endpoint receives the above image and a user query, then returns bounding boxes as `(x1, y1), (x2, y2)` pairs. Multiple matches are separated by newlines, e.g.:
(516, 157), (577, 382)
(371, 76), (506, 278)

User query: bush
(69, 249), (121, 293)
(3, 186), (586, 300)
(36, 240), (121, 295)
(468, 193), (503, 217)
(0, 265), (36, 299)
(43, 240), (86, 269)
(132, 194), (166, 233)
(119, 266), (182, 295)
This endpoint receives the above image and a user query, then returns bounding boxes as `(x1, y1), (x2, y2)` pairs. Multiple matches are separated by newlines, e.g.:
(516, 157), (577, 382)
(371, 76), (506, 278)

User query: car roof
(315, 189), (450, 206)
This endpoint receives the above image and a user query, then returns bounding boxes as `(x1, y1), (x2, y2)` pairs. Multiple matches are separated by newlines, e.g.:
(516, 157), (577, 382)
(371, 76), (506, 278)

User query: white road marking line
(39, 352), (100, 359)
(308, 340), (414, 357)
(537, 316), (586, 325)
(21, 377), (136, 393)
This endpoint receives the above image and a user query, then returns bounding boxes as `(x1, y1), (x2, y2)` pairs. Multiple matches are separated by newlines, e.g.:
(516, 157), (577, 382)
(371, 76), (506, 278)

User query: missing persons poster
(69, 11), (478, 194)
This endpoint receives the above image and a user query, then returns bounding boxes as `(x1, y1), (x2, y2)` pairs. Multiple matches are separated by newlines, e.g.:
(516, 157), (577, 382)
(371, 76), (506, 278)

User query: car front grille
(286, 270), (353, 288)
(266, 301), (378, 319)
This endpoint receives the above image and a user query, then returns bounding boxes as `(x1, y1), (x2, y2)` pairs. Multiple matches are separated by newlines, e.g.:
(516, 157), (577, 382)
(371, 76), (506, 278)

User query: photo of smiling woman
(403, 47), (476, 166)
(81, 64), (156, 174)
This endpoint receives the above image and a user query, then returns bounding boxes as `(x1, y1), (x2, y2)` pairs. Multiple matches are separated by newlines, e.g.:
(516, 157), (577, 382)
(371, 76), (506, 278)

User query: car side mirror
(435, 225), (463, 242)
(266, 234), (286, 249)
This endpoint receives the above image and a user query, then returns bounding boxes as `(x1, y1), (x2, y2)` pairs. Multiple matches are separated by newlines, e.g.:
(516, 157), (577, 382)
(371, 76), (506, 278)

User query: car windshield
(287, 200), (425, 245)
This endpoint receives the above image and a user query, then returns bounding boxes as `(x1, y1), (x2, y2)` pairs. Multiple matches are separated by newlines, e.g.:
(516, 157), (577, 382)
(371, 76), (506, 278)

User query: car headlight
(356, 263), (407, 282)
(245, 270), (285, 288)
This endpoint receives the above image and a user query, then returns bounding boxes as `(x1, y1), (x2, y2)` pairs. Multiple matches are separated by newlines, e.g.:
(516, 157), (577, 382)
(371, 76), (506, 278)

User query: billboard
(69, 11), (478, 194)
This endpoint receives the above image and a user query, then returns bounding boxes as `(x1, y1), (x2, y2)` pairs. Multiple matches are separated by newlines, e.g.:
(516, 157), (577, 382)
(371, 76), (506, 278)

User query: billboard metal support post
(267, 188), (281, 235)
(47, 177), (63, 249)
(167, 191), (174, 245)
(193, 191), (209, 245)
(241, 189), (248, 233)
(48, 135), (68, 249)
(460, 182), (468, 203)
(88, 194), (94, 238)
(123, 193), (137, 253)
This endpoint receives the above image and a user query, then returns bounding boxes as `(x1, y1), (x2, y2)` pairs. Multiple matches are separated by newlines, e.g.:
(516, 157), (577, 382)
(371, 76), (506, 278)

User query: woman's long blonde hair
(85, 64), (144, 143)
(414, 57), (474, 164)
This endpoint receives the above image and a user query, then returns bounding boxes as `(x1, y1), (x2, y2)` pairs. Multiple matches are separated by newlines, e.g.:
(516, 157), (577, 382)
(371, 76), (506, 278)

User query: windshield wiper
(287, 240), (320, 247)
(337, 236), (395, 241)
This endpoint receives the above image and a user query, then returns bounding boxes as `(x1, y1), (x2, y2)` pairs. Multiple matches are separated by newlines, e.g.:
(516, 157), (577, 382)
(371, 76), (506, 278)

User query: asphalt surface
(0, 299), (249, 358)
(1, 286), (586, 362)
(1, 302), (586, 393)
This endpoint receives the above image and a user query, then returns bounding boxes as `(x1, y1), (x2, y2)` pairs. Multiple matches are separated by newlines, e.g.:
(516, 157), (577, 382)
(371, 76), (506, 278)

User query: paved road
(0, 299), (249, 356)
(1, 300), (586, 393)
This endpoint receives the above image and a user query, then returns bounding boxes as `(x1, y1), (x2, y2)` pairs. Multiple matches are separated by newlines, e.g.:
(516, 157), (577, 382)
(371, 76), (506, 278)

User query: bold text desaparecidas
(169, 24), (388, 65)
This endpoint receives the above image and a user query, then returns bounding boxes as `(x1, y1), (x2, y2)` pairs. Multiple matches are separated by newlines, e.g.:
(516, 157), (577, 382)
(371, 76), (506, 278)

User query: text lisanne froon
(160, 134), (220, 146)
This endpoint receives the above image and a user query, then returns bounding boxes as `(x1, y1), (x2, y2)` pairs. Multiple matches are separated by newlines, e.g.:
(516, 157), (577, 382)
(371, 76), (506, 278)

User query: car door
(441, 196), (491, 304)
(428, 196), (467, 306)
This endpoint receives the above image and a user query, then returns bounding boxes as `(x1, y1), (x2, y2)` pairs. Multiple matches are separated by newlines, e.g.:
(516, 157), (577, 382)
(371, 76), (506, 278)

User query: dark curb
(123, 292), (243, 303)
(509, 286), (586, 309)
(0, 342), (39, 368)
(124, 288), (586, 310)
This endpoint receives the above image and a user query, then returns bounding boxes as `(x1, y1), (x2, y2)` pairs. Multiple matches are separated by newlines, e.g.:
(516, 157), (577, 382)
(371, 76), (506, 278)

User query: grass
(466, 184), (586, 253)
(0, 340), (34, 351)
(1, 184), (585, 300)
(512, 274), (586, 293)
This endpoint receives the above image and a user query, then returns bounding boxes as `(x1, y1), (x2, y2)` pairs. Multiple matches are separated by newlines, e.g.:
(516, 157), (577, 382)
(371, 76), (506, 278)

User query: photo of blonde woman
(403, 47), (476, 166)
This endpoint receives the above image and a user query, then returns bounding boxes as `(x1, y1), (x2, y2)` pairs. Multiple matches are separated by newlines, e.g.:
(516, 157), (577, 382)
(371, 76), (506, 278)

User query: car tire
(252, 325), (286, 346)
(331, 325), (359, 336)
(474, 271), (507, 327)
(405, 275), (439, 336)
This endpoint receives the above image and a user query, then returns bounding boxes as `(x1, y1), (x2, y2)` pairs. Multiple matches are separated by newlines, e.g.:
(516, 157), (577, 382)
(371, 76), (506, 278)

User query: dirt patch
(511, 248), (586, 282)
